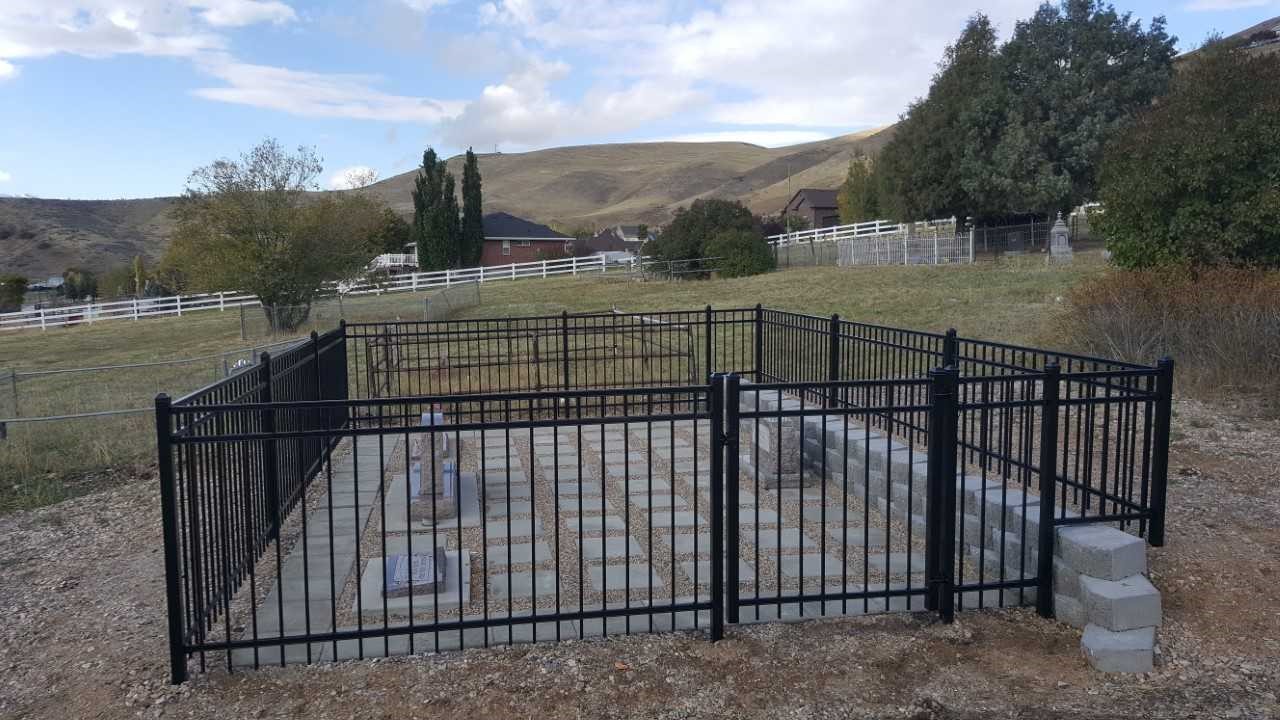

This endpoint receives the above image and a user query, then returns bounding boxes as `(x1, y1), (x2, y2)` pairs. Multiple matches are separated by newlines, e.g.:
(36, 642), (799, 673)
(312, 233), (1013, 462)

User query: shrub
(1095, 40), (1280, 268)
(647, 198), (758, 264)
(0, 274), (26, 312)
(706, 229), (775, 278)
(1059, 268), (1280, 391)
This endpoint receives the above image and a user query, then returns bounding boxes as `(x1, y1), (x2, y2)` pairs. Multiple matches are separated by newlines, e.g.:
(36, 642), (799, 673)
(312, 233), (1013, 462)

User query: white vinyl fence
(837, 232), (974, 266)
(766, 217), (957, 247)
(1, 254), (628, 333)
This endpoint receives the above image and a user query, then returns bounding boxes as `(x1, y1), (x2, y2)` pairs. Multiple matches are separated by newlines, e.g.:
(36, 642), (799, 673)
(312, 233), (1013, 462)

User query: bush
(647, 198), (759, 264)
(1095, 40), (1280, 268)
(1059, 268), (1280, 391)
(706, 229), (775, 278)
(0, 274), (26, 312)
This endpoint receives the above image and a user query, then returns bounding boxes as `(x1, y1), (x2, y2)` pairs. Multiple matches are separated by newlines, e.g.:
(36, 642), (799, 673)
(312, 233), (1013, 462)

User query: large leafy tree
(876, 3), (1175, 222)
(162, 139), (383, 330)
(461, 148), (484, 266)
(647, 198), (759, 263)
(1095, 40), (1280, 268)
(411, 147), (465, 269)
(836, 156), (881, 224)
(0, 274), (26, 312)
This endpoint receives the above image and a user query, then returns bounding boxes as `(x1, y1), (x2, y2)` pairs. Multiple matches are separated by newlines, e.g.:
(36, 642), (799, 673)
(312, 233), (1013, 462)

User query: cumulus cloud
(465, 0), (1039, 146)
(192, 57), (465, 123)
(0, 170), (12, 182)
(0, 0), (297, 79)
(327, 165), (378, 190)
(0, 59), (16, 80)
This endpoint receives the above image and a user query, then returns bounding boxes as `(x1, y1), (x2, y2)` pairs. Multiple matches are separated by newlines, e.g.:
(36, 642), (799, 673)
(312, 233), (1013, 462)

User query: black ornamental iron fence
(155, 306), (1172, 683)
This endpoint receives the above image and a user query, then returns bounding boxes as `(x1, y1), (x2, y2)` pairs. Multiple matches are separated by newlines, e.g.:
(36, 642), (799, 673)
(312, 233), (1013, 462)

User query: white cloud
(1184, 0), (1275, 9)
(0, 59), (16, 80)
(192, 57), (465, 123)
(327, 165), (378, 190)
(0, 1), (293, 66)
(399, 0), (450, 11)
(656, 130), (831, 147)
(467, 0), (1039, 145)
(195, 0), (295, 27)
(0, 170), (11, 183)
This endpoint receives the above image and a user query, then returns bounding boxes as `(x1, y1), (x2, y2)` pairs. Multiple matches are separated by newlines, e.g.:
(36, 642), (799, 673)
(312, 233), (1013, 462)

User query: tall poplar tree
(461, 148), (484, 266)
(411, 148), (447, 270)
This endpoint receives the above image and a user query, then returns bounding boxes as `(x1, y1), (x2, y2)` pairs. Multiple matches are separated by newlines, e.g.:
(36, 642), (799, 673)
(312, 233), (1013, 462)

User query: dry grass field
(0, 255), (1103, 513)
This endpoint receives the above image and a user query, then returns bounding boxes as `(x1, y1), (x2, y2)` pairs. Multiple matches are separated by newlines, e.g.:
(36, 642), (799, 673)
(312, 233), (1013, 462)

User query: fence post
(753, 304), (764, 382)
(724, 373), (741, 624)
(943, 328), (958, 369)
(176, 295), (182, 317)
(260, 352), (281, 541)
(560, 310), (571, 390)
(219, 291), (225, 311)
(8, 369), (17, 418)
(925, 366), (959, 620)
(1036, 363), (1062, 618)
(709, 374), (726, 640)
(542, 260), (548, 278)
(154, 394), (188, 684)
(704, 305), (714, 382)
(826, 314), (840, 407)
(1148, 357), (1174, 547)
(133, 298), (139, 321)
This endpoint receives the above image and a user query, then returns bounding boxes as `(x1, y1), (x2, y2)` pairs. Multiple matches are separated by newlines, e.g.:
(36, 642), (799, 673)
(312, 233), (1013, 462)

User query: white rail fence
(837, 233), (974, 266)
(1, 254), (628, 333)
(767, 217), (958, 247)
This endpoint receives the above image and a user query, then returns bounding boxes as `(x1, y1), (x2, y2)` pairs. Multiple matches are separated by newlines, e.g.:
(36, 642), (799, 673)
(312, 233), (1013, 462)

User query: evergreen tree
(412, 149), (447, 270)
(837, 156), (881, 224)
(461, 148), (484, 266)
(441, 170), (461, 267)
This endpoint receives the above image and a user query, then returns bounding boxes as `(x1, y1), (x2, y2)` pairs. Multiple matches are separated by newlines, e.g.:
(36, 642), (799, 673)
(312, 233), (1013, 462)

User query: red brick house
(479, 212), (575, 266)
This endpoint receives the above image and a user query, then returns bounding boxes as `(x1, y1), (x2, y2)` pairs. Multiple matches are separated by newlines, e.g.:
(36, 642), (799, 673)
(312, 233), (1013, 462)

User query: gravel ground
(1, 395), (1278, 719)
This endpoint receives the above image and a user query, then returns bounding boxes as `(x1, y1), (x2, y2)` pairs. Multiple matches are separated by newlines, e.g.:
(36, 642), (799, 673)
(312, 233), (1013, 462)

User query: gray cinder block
(1054, 593), (1087, 628)
(1081, 624), (1155, 673)
(1056, 525), (1147, 581)
(1079, 574), (1162, 632)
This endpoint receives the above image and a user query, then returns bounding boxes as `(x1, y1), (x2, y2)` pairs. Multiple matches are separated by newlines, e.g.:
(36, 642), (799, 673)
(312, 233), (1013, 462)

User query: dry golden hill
(0, 126), (892, 278)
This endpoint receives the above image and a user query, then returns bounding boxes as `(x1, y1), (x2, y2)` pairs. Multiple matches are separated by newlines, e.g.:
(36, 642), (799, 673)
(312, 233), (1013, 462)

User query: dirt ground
(1, 396), (1277, 720)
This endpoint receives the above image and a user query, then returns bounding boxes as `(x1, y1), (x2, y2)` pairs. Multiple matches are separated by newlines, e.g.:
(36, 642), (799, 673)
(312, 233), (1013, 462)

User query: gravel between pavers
(1, 396), (1278, 719)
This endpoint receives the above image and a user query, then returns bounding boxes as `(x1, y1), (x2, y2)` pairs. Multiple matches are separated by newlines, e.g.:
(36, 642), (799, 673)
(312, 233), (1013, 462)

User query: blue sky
(1, 0), (1276, 199)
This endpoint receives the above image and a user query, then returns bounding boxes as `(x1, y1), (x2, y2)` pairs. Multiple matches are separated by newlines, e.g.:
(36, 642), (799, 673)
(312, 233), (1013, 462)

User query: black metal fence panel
(154, 306), (1172, 683)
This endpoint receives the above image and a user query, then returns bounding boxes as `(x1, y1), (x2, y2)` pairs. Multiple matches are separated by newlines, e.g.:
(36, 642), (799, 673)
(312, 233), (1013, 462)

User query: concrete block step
(1079, 574), (1162, 632)
(1056, 525), (1147, 581)
(1081, 624), (1155, 673)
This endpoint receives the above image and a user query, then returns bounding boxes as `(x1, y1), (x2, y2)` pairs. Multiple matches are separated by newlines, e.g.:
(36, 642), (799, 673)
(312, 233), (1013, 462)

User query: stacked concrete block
(738, 385), (811, 488)
(1053, 524), (1160, 673)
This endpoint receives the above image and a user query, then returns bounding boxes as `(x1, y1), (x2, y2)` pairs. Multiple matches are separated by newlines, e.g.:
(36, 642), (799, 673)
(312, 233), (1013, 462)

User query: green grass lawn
(0, 253), (1105, 512)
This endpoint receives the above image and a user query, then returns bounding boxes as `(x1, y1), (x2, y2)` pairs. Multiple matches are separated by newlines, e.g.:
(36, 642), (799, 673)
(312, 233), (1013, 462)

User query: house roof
(785, 188), (839, 211)
(583, 228), (631, 253)
(482, 212), (571, 241)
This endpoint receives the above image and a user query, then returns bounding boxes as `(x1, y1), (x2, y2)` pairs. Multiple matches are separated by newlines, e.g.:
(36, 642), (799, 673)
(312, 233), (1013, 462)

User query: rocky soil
(1, 396), (1277, 719)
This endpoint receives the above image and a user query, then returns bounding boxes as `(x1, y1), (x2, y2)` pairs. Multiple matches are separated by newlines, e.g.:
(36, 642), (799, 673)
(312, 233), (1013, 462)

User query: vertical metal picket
(1148, 357), (1174, 547)
(259, 353), (280, 541)
(724, 373), (741, 624)
(154, 394), (187, 684)
(753, 304), (764, 382)
(709, 374), (725, 640)
(1036, 363), (1062, 618)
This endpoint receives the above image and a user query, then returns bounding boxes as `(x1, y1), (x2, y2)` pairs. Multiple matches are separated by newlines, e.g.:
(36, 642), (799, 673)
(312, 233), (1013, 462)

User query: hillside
(0, 127), (892, 278)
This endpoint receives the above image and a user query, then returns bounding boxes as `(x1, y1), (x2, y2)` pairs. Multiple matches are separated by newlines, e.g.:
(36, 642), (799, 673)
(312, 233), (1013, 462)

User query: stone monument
(1048, 211), (1073, 263)
(409, 408), (461, 521)
(382, 547), (447, 598)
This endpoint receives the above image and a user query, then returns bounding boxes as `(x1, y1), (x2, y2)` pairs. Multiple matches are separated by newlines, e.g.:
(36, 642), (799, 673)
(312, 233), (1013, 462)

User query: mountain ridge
(0, 126), (893, 278)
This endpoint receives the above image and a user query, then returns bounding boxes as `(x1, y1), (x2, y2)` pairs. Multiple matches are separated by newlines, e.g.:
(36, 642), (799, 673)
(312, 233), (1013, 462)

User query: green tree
(646, 198), (759, 264)
(705, 228), (776, 278)
(0, 274), (26, 312)
(837, 156), (881, 224)
(62, 268), (97, 300)
(461, 148), (484, 266)
(411, 149), (445, 270)
(1095, 40), (1280, 268)
(372, 208), (412, 254)
(441, 171), (461, 267)
(877, 4), (1175, 222)
(161, 138), (382, 330)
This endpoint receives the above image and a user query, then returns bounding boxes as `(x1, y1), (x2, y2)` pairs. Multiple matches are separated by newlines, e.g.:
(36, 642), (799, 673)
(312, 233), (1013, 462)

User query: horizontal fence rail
(155, 305), (1172, 683)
